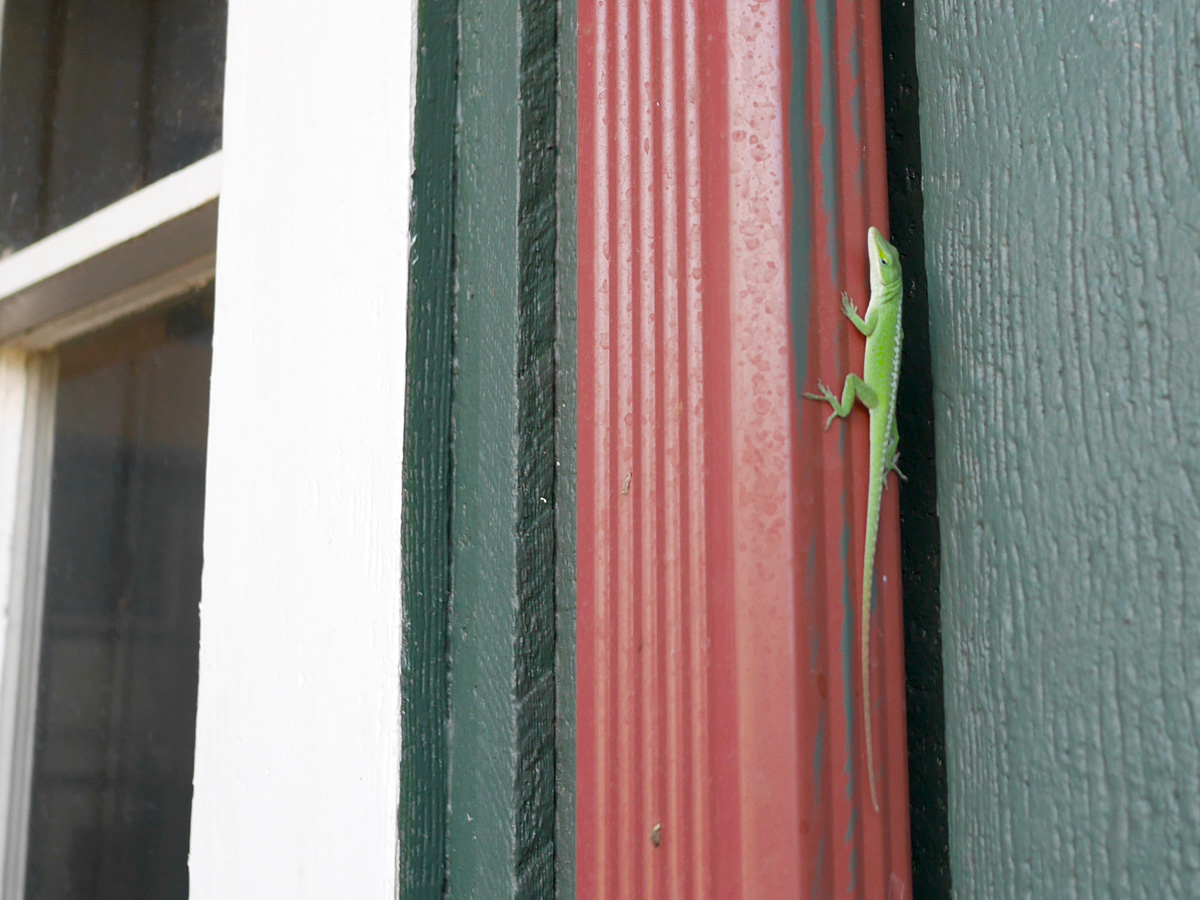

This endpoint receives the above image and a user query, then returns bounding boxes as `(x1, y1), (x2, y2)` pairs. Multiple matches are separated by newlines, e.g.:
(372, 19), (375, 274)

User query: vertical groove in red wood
(577, 0), (913, 897)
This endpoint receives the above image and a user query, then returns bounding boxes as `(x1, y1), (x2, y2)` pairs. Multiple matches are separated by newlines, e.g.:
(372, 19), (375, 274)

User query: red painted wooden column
(576, 0), (912, 897)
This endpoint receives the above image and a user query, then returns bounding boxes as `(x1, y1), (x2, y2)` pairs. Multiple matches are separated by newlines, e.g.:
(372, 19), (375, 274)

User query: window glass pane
(23, 287), (213, 900)
(0, 0), (226, 254)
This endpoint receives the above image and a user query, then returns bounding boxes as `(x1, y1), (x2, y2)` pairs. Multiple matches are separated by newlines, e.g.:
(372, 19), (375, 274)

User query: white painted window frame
(0, 349), (54, 900)
(0, 152), (222, 899)
(0, 1), (413, 897)
(187, 3), (411, 898)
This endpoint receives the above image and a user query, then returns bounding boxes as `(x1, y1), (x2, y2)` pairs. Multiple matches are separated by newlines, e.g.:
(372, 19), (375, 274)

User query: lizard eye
(879, 256), (889, 266)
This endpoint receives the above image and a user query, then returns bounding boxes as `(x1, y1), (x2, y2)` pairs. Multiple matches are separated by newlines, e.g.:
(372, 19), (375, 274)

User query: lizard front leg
(841, 292), (876, 336)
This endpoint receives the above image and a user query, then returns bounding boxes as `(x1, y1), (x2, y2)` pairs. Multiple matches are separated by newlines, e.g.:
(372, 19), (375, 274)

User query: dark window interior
(0, 0), (227, 255)
(23, 288), (213, 900)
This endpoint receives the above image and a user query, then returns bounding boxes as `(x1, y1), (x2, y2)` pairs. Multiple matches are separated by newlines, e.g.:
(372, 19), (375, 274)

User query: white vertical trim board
(189, 1), (412, 898)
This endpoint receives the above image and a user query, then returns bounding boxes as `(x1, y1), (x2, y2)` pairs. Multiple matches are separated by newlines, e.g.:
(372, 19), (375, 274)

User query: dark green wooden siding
(400, 0), (457, 895)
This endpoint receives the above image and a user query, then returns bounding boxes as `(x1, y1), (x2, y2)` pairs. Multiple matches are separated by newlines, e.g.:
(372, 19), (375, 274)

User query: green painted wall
(915, 3), (1200, 897)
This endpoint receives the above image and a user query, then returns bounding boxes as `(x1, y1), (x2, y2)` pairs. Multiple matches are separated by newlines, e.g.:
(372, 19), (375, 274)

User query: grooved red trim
(577, 1), (912, 896)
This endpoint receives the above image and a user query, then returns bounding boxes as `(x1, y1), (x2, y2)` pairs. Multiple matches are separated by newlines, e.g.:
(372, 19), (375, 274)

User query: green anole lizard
(805, 225), (903, 811)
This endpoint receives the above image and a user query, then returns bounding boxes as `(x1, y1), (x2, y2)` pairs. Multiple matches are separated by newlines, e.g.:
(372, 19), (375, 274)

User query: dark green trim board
(554, 0), (578, 896)
(401, 1), (457, 896)
(449, 0), (560, 896)
(403, 1), (562, 894)
(916, 3), (1200, 897)
(879, 1), (951, 897)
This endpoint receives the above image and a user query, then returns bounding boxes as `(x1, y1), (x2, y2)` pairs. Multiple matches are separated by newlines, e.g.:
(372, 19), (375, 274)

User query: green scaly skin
(804, 226), (903, 812)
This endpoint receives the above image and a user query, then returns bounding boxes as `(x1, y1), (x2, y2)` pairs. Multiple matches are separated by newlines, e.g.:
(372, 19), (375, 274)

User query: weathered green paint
(879, 0), (951, 895)
(401, 1), (457, 896)
(450, 0), (559, 895)
(554, 0), (577, 896)
(916, 4), (1200, 897)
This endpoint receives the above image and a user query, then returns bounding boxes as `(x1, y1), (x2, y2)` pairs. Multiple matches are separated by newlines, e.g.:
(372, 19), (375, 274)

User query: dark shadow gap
(880, 1), (953, 897)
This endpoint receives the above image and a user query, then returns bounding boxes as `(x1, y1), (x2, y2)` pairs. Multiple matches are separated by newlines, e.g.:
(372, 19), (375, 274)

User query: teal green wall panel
(915, 4), (1200, 897)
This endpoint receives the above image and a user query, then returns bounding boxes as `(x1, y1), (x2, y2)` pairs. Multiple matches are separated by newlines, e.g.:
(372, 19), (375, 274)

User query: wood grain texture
(400, 1), (457, 896)
(916, 4), (1200, 897)
(449, 0), (559, 896)
(190, 1), (410, 894)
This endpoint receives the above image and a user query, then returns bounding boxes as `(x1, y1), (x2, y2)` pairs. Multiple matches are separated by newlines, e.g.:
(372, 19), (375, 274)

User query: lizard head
(868, 226), (902, 297)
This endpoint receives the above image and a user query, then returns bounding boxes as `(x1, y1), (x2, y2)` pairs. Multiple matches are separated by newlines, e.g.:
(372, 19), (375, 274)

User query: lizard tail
(862, 447), (883, 812)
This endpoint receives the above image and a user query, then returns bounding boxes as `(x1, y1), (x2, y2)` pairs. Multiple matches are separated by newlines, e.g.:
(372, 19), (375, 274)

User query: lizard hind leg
(804, 374), (878, 430)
